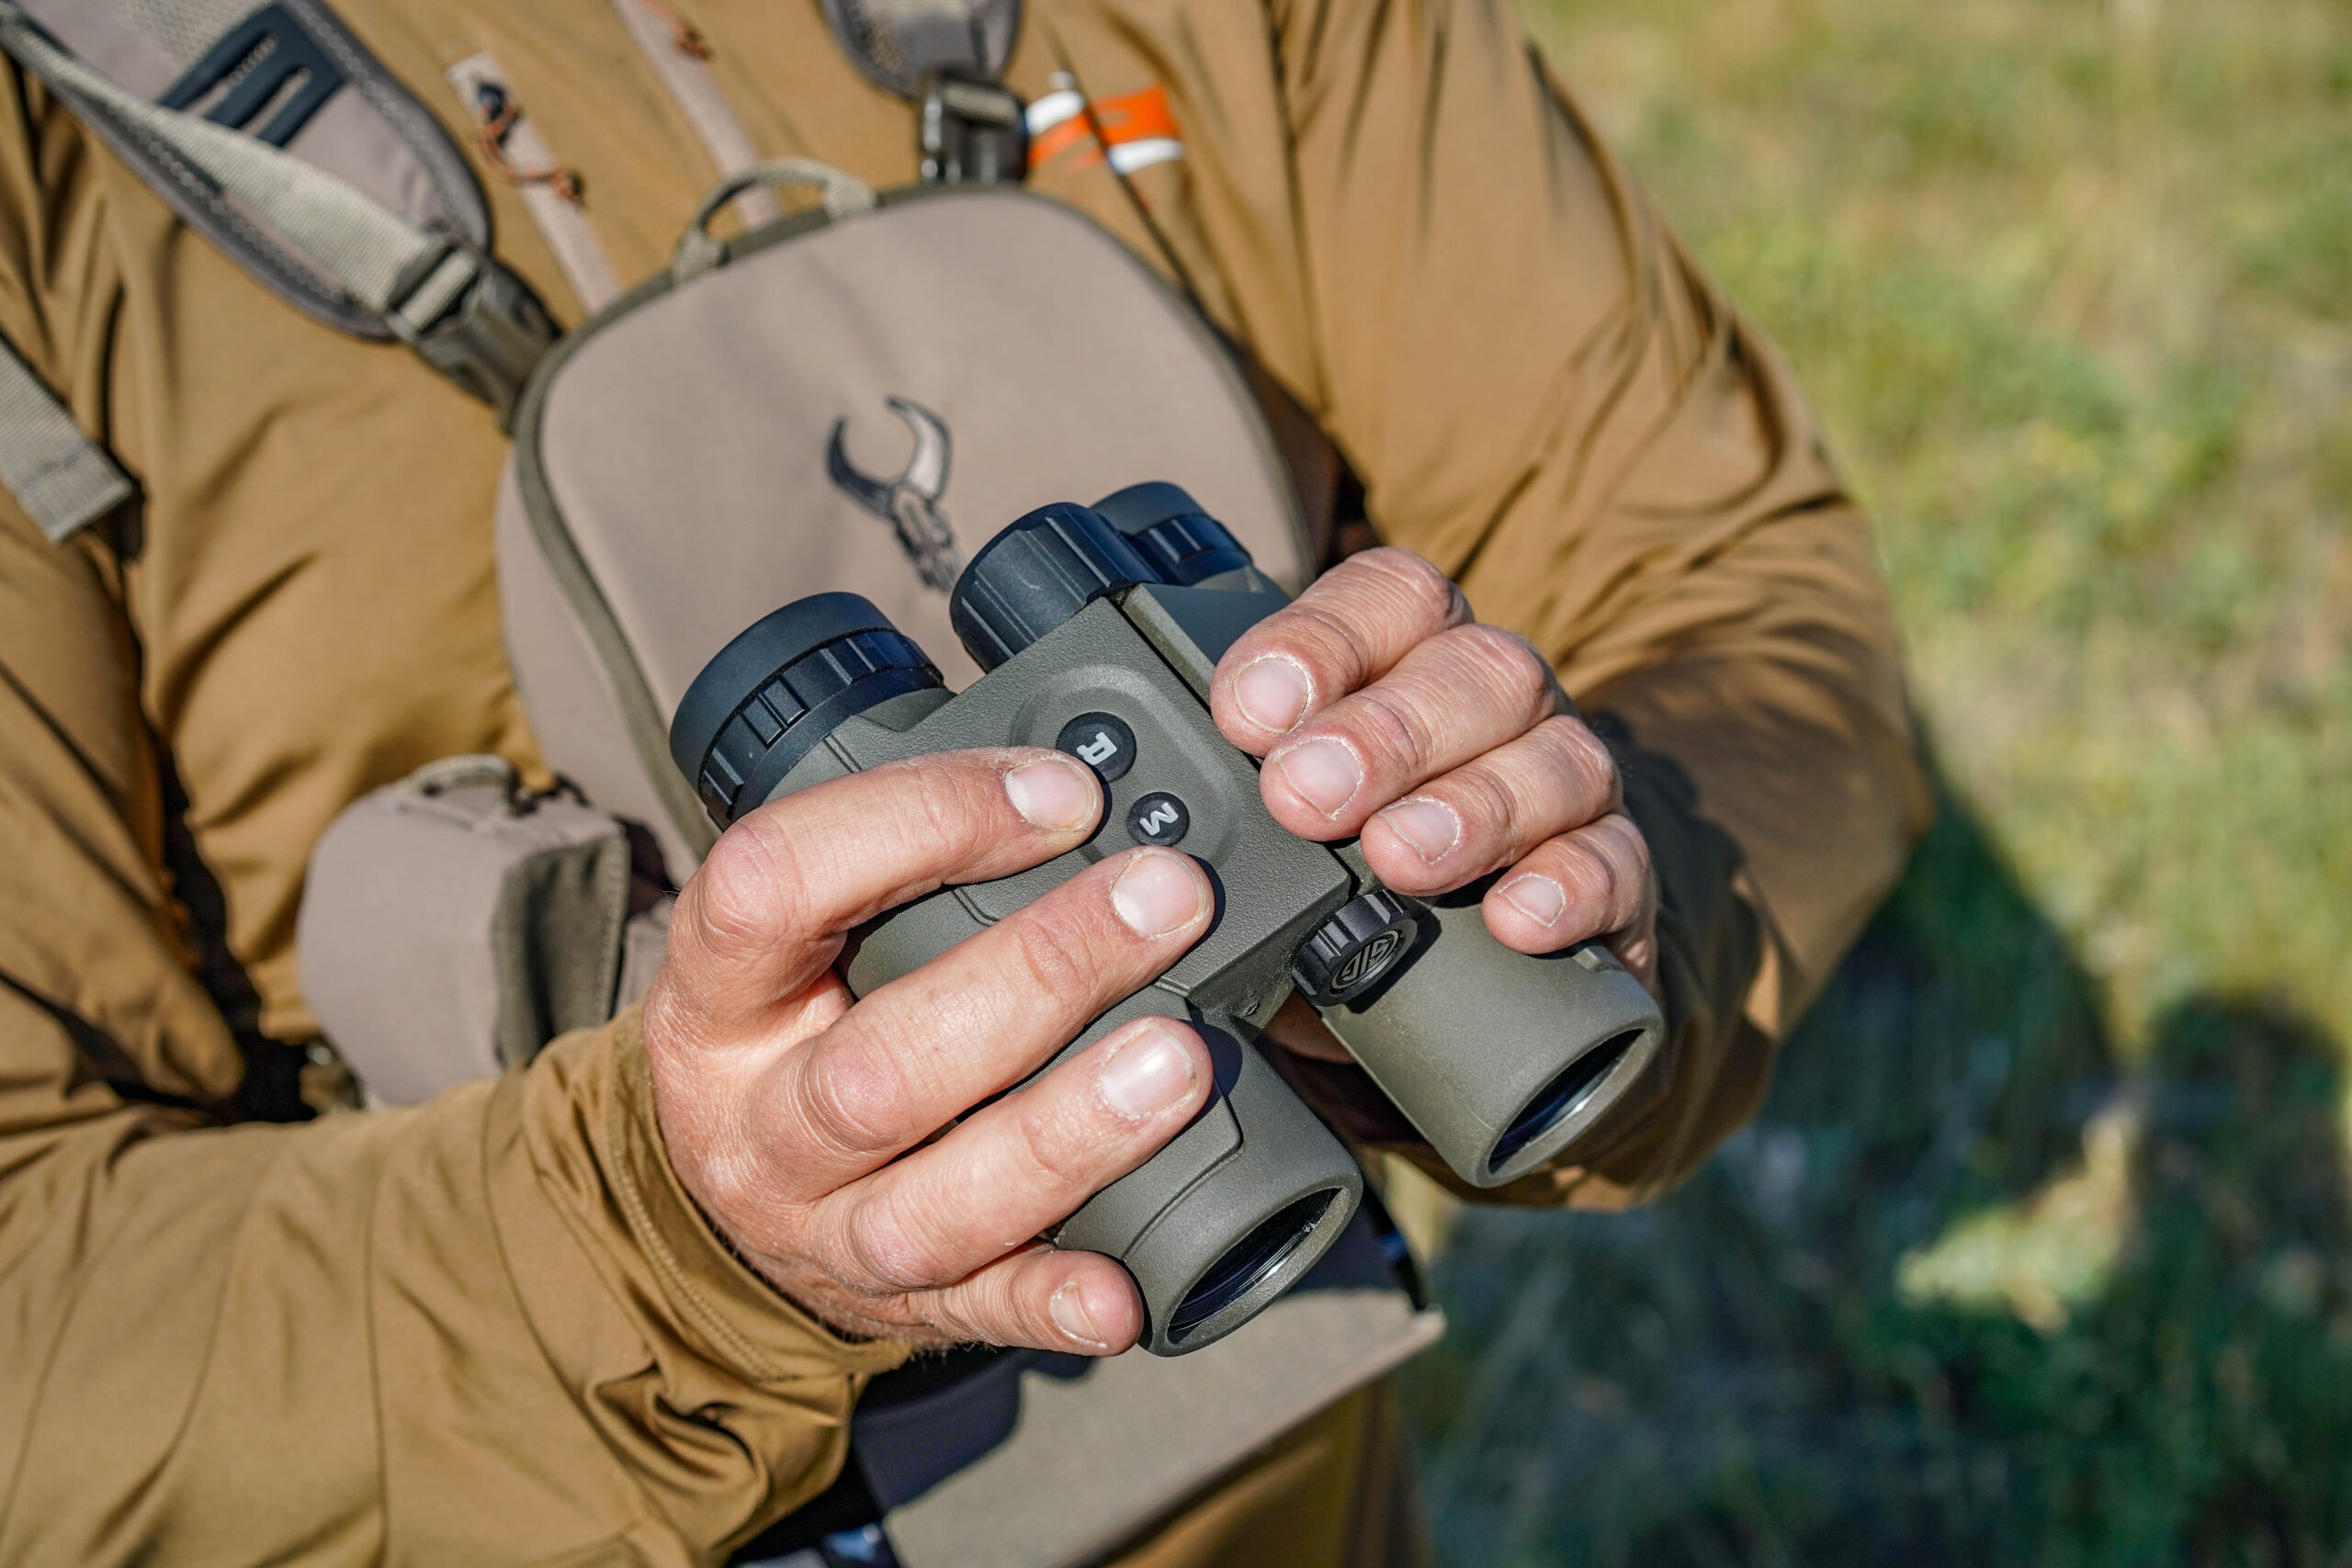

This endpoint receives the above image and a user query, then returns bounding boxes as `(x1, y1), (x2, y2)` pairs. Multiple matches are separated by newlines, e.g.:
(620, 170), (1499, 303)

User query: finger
(651, 747), (1102, 1040)
(1358, 715), (1620, 895)
(1481, 813), (1654, 956)
(1253, 623), (1568, 839)
(822, 1017), (1211, 1290)
(749, 849), (1214, 1198)
(1209, 547), (1470, 750)
(899, 1244), (1149, 1355)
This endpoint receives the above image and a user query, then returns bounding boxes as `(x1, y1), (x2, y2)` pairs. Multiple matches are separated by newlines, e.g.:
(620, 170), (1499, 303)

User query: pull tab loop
(671, 160), (879, 281)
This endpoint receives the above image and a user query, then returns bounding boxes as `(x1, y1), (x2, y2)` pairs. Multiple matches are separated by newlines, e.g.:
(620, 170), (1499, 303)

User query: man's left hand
(1208, 547), (1658, 989)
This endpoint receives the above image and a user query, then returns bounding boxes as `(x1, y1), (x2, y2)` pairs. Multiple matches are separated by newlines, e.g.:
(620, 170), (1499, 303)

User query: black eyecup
(1090, 481), (1204, 535)
(668, 592), (943, 828)
(671, 592), (893, 781)
(949, 502), (1160, 671)
(1091, 481), (1253, 586)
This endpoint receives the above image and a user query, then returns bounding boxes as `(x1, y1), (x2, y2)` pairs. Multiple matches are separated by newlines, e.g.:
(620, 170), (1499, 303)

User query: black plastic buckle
(918, 72), (1027, 186)
(385, 239), (559, 430)
(159, 3), (345, 148)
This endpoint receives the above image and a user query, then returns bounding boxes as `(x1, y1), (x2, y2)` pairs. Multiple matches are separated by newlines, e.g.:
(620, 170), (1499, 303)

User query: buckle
(384, 237), (559, 430)
(158, 2), (345, 148)
(919, 73), (1027, 186)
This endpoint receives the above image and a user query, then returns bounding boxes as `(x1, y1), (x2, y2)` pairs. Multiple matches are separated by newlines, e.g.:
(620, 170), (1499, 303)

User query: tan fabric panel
(513, 188), (1306, 874)
(298, 767), (632, 1104)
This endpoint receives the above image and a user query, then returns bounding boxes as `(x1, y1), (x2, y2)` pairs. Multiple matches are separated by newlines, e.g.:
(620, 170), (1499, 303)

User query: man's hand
(641, 547), (1649, 1353)
(641, 748), (1216, 1356)
(1211, 547), (1658, 985)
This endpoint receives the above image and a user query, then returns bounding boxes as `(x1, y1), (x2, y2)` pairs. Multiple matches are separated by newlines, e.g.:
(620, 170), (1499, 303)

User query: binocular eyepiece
(674, 490), (1259, 829)
(671, 485), (1664, 1353)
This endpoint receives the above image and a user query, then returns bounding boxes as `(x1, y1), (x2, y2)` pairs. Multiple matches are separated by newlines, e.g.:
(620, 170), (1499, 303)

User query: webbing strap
(0, 3), (554, 422)
(0, 333), (133, 541)
(0, 6), (449, 320)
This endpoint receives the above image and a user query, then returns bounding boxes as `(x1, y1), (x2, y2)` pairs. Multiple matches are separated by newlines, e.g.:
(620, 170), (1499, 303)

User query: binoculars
(671, 484), (1662, 1354)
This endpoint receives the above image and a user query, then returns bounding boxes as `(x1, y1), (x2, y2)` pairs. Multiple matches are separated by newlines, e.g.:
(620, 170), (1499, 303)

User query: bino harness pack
(0, 2), (1654, 1562)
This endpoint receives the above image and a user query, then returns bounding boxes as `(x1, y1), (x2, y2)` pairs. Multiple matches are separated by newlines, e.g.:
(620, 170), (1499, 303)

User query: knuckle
(693, 822), (808, 950)
(926, 1268), (1035, 1347)
(1003, 904), (1111, 1000)
(1555, 834), (1623, 916)
(1444, 758), (1525, 848)
(795, 1036), (918, 1160)
(1599, 816), (1653, 914)
(841, 1198), (943, 1292)
(1007, 1089), (1101, 1191)
(1343, 688), (1426, 773)
(1543, 716), (1622, 812)
(907, 756), (1004, 855)
(1448, 621), (1540, 684)
(1287, 601), (1378, 690)
(1355, 547), (1464, 626)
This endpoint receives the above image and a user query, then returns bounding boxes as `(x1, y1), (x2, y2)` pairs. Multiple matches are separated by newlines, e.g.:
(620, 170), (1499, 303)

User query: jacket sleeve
(0, 73), (899, 1568)
(1148, 0), (1932, 1206)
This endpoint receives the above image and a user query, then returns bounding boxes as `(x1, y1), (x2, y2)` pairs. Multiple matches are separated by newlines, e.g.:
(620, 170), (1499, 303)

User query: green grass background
(1404, 0), (2352, 1560)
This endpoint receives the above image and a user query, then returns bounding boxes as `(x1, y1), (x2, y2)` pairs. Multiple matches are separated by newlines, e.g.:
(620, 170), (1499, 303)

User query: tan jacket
(0, 0), (1929, 1560)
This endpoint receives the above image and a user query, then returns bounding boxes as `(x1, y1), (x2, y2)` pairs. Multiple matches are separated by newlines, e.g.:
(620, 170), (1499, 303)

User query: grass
(1405, 0), (2352, 1561)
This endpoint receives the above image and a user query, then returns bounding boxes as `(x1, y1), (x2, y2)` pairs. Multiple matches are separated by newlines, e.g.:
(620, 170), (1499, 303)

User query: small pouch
(298, 755), (637, 1105)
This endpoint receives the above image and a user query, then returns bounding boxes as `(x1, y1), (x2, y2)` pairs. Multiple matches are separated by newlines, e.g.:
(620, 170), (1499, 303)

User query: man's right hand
(639, 747), (1216, 1356)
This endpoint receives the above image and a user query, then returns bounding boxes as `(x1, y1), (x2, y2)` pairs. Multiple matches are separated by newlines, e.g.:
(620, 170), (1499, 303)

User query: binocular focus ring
(671, 592), (945, 828)
(1291, 889), (1420, 1007)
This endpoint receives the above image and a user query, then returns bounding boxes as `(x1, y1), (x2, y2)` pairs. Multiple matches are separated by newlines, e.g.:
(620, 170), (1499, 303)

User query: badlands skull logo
(827, 396), (963, 592)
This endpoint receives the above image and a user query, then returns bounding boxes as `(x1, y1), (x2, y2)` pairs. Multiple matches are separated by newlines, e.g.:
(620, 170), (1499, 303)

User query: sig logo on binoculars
(1333, 928), (1406, 992)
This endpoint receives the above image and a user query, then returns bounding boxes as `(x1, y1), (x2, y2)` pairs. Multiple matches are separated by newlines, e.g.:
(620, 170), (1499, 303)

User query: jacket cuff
(591, 1010), (909, 1384)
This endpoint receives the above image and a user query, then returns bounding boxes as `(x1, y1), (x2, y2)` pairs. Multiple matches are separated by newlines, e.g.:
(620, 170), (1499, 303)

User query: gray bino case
(497, 164), (1312, 887)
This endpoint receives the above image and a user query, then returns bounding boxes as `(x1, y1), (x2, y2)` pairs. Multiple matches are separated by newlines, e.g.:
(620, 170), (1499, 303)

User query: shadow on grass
(1405, 790), (2352, 1566)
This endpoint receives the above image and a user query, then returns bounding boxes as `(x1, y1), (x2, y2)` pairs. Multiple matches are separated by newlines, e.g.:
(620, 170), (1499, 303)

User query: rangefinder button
(1125, 791), (1191, 847)
(1057, 712), (1137, 783)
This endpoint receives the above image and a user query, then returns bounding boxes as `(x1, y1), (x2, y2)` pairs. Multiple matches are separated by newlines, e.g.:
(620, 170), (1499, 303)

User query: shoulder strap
(0, 1), (556, 423)
(0, 331), (134, 542)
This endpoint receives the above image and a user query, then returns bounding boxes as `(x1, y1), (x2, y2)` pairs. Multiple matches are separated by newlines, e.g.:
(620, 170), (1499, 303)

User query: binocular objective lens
(1486, 1027), (1646, 1175)
(1165, 1188), (1342, 1345)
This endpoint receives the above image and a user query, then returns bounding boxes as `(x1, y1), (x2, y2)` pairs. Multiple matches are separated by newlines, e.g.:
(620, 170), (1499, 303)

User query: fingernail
(1500, 873), (1567, 928)
(1272, 738), (1363, 818)
(1049, 1280), (1108, 1348)
(1099, 1022), (1196, 1118)
(1005, 756), (1098, 831)
(1235, 657), (1312, 734)
(1378, 797), (1461, 863)
(1111, 850), (1206, 936)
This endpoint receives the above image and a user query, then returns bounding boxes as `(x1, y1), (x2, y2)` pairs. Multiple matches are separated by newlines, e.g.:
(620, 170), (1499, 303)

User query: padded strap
(0, 2), (556, 422)
(4, 6), (450, 316)
(0, 332), (134, 542)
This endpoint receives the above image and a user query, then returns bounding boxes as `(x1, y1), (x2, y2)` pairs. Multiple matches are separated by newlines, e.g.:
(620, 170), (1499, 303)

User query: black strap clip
(919, 72), (1027, 186)
(385, 238), (560, 431)
(158, 3), (345, 148)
